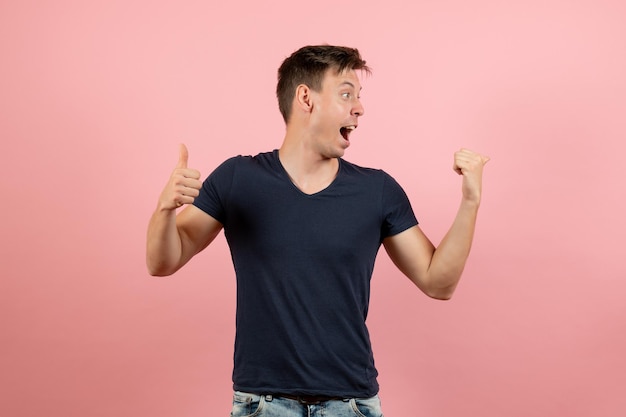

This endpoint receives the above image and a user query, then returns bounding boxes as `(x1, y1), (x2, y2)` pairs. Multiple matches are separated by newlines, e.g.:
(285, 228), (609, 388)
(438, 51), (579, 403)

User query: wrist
(156, 200), (178, 213)
(460, 196), (481, 210)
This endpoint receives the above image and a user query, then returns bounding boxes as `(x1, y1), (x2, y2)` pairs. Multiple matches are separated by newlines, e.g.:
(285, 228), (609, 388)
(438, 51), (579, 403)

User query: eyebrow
(339, 81), (362, 91)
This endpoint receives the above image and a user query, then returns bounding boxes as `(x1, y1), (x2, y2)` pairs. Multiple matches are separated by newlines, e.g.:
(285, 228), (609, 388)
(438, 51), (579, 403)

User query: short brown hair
(276, 45), (371, 123)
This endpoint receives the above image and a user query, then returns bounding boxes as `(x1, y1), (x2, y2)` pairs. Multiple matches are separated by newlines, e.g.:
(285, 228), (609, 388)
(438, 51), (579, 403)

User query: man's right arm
(146, 144), (223, 276)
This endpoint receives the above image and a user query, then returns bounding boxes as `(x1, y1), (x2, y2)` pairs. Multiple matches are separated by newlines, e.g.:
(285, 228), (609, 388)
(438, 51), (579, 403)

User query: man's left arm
(383, 149), (490, 300)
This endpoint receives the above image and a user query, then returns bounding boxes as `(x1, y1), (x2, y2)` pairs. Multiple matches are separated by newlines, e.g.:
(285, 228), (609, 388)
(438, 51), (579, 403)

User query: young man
(146, 45), (489, 417)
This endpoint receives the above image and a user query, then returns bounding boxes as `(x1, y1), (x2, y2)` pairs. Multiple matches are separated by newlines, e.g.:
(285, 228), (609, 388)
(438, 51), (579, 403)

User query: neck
(279, 132), (339, 195)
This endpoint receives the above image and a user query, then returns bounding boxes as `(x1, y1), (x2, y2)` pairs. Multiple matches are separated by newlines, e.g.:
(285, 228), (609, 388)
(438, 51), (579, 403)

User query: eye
(341, 92), (351, 99)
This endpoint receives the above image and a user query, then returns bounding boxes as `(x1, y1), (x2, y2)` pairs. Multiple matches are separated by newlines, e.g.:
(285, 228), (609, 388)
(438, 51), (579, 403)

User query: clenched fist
(158, 144), (202, 211)
(453, 148), (490, 205)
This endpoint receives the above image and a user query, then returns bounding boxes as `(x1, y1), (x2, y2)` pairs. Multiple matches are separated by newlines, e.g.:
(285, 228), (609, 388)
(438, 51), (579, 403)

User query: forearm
(426, 199), (480, 297)
(385, 149), (488, 300)
(146, 206), (183, 276)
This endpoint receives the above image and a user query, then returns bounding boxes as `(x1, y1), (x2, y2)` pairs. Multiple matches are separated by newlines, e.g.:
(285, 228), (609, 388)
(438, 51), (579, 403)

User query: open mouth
(340, 125), (356, 141)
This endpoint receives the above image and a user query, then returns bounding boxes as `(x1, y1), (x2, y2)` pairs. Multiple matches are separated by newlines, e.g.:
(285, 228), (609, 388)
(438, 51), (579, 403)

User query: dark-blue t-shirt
(193, 150), (418, 397)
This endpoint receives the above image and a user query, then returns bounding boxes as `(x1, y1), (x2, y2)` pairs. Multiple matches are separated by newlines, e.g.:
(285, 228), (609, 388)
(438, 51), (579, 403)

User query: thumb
(177, 143), (189, 169)
(482, 155), (491, 165)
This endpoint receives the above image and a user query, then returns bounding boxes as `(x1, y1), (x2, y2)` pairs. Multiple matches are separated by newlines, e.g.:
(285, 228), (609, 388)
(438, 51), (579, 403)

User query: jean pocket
(230, 391), (264, 417)
(350, 395), (384, 417)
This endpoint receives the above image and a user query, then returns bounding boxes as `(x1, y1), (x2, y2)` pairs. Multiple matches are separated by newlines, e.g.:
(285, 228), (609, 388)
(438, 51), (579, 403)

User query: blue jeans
(230, 391), (384, 417)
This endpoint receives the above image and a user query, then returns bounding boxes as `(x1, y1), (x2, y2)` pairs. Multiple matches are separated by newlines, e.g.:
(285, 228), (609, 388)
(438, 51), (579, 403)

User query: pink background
(1, 0), (625, 416)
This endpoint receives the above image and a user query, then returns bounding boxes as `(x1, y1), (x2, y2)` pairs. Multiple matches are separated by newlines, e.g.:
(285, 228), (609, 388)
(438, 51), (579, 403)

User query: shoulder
(340, 158), (383, 177)
(339, 158), (399, 185)
(212, 150), (276, 173)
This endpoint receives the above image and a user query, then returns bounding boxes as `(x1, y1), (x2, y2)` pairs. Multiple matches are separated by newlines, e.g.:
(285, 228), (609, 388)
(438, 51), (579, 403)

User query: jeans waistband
(270, 393), (345, 405)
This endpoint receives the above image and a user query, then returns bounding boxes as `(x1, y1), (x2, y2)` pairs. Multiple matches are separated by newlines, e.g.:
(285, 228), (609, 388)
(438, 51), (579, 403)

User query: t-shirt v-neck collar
(272, 149), (342, 196)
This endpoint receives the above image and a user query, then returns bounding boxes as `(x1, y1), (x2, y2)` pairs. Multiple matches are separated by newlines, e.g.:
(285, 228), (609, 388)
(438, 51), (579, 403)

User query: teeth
(344, 125), (356, 130)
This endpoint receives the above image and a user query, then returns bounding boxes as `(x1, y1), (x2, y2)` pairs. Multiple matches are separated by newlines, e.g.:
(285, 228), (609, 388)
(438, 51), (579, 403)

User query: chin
(320, 138), (349, 159)
(323, 150), (343, 159)
(334, 143), (348, 157)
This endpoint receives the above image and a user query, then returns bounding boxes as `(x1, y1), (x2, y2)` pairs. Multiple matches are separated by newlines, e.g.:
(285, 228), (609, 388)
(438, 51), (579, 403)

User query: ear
(294, 84), (313, 113)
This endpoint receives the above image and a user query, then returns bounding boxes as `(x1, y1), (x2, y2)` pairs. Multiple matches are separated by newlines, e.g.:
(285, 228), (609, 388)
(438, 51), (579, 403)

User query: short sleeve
(380, 172), (418, 239)
(193, 156), (238, 224)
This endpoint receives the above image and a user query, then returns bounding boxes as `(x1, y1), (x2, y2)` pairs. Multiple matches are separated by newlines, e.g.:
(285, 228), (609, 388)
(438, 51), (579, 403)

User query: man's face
(308, 68), (365, 158)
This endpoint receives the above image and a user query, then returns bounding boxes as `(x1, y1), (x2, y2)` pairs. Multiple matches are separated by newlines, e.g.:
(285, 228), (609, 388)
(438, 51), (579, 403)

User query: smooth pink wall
(1, 1), (625, 416)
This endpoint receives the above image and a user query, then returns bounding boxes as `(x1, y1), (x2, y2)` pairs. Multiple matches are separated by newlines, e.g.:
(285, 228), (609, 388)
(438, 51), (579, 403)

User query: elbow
(421, 269), (462, 300)
(427, 290), (454, 301)
(146, 258), (177, 277)
(424, 282), (457, 301)
(426, 289), (454, 301)
(147, 268), (173, 277)
(408, 274), (456, 300)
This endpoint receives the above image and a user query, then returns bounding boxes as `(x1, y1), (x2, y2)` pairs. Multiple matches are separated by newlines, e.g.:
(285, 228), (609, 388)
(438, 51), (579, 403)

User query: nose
(352, 98), (365, 117)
